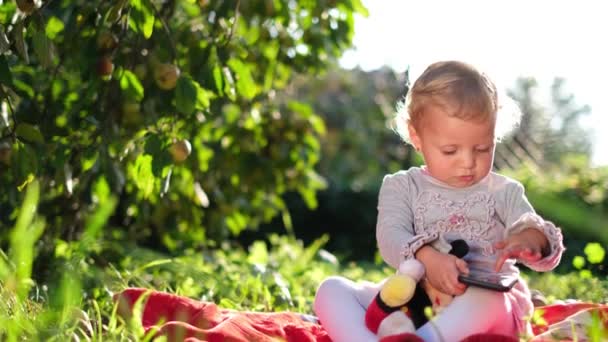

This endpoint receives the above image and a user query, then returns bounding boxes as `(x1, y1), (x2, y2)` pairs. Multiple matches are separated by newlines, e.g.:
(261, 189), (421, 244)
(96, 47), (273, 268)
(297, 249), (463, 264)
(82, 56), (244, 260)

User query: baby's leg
(416, 286), (517, 342)
(313, 276), (380, 342)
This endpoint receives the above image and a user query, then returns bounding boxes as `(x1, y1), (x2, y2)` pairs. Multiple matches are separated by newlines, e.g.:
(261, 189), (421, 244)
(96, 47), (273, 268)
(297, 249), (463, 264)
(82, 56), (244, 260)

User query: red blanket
(115, 288), (607, 342)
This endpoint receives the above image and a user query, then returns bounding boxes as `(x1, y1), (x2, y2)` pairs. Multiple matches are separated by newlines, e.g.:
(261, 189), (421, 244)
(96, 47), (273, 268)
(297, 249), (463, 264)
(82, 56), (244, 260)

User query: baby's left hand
(494, 228), (549, 271)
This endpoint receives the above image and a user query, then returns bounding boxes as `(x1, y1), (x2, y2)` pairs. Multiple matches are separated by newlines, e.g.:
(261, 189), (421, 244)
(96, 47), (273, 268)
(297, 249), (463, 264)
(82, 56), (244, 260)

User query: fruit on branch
(169, 139), (192, 163)
(0, 142), (11, 165)
(96, 56), (114, 78)
(121, 102), (143, 125)
(97, 30), (119, 52)
(16, 0), (36, 14)
(153, 63), (180, 90)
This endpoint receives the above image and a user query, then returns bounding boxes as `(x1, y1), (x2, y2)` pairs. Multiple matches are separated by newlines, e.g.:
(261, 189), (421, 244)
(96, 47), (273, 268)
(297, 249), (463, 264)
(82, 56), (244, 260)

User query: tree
(0, 0), (368, 256)
(289, 66), (413, 191)
(497, 77), (592, 169)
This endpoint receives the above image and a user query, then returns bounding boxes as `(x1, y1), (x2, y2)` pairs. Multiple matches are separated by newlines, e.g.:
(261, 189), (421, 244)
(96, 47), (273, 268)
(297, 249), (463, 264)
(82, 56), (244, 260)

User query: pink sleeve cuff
(507, 212), (565, 271)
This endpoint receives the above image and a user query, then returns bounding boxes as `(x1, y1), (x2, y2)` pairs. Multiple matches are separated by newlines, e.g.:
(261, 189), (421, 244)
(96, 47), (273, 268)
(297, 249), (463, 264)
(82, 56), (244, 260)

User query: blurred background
(0, 2), (606, 334)
(249, 0), (608, 270)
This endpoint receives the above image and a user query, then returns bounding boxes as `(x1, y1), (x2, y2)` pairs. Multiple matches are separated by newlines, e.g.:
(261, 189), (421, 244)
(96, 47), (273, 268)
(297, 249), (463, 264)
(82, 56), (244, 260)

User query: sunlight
(342, 0), (607, 166)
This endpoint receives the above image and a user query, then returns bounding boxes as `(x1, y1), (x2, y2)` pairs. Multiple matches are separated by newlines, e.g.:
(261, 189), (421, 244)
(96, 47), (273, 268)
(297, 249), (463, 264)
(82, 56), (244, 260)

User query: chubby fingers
(450, 258), (468, 295)
(494, 245), (522, 271)
(455, 258), (469, 275)
(493, 240), (515, 271)
(452, 279), (467, 295)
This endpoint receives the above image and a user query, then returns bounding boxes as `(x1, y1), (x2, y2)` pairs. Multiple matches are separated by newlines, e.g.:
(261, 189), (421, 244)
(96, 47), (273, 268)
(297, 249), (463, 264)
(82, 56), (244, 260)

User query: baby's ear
(407, 123), (421, 151)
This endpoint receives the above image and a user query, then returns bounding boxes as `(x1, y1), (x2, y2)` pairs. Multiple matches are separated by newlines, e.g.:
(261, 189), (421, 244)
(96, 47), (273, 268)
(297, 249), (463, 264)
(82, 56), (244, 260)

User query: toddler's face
(409, 107), (495, 188)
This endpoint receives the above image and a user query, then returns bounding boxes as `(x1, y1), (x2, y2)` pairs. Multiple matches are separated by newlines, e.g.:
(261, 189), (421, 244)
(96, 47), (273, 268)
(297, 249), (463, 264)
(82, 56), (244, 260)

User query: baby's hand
(417, 246), (469, 296)
(494, 228), (548, 271)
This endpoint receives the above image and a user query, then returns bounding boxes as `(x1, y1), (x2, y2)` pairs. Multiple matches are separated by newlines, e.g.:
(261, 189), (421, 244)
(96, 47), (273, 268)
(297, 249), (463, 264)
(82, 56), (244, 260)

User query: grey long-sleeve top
(376, 167), (565, 332)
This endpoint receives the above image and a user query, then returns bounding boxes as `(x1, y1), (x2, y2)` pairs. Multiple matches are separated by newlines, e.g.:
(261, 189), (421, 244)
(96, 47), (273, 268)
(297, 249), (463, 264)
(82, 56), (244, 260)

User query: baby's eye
(476, 147), (491, 153)
(441, 150), (456, 155)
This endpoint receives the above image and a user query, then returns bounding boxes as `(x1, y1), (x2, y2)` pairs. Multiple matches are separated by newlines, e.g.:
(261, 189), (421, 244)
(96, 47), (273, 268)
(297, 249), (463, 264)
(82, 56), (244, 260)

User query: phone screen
(458, 272), (518, 292)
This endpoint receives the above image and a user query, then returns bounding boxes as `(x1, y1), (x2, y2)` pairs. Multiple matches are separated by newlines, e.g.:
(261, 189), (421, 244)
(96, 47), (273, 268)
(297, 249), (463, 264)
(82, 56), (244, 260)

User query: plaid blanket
(115, 288), (607, 342)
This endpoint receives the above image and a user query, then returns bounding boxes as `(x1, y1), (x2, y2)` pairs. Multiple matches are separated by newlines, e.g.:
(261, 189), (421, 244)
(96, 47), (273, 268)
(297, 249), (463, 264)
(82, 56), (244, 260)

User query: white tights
(313, 276), (517, 342)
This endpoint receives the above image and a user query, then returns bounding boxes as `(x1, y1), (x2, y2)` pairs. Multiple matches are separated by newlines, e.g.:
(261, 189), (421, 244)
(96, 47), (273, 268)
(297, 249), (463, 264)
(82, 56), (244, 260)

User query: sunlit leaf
(227, 59), (257, 100)
(9, 180), (44, 300)
(212, 64), (223, 95)
(132, 154), (155, 198)
(92, 176), (111, 205)
(584, 243), (605, 264)
(175, 75), (198, 114)
(572, 255), (585, 269)
(45, 16), (65, 40)
(120, 70), (144, 101)
(196, 86), (213, 110)
(129, 0), (155, 39)
(82, 149), (99, 172)
(16, 123), (44, 144)
(0, 2), (17, 23)
(247, 241), (269, 265)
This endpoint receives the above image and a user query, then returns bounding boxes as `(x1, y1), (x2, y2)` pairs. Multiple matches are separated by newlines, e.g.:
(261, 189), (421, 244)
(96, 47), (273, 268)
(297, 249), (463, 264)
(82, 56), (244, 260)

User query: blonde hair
(394, 61), (521, 143)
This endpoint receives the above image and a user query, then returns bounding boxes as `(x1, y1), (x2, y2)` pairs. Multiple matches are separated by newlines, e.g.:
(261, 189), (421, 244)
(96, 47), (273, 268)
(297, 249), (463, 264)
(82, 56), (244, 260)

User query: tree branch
(223, 0), (241, 47)
(145, 0), (177, 62)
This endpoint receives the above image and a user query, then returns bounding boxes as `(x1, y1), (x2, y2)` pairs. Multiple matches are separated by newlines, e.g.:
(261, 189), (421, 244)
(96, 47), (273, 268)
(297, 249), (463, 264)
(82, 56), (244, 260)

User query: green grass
(1, 182), (607, 341)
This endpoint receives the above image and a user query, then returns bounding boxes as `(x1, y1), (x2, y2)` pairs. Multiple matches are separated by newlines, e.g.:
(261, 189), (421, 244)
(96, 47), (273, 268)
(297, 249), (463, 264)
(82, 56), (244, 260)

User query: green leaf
(14, 143), (39, 191)
(45, 16), (65, 40)
(227, 59), (257, 100)
(145, 134), (171, 175)
(82, 149), (99, 172)
(212, 64), (223, 95)
(175, 75), (198, 114)
(572, 255), (585, 269)
(584, 242), (605, 264)
(10, 180), (45, 300)
(132, 154), (155, 198)
(247, 241), (269, 265)
(83, 186), (117, 242)
(120, 70), (144, 101)
(196, 86), (213, 110)
(16, 123), (44, 144)
(92, 177), (111, 205)
(0, 55), (13, 87)
(0, 2), (17, 23)
(349, 0), (370, 16)
(32, 28), (54, 68)
(129, 0), (155, 39)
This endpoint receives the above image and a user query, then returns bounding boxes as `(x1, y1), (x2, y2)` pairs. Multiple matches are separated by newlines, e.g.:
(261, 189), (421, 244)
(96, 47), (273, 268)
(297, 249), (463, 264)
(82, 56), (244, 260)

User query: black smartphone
(458, 271), (518, 292)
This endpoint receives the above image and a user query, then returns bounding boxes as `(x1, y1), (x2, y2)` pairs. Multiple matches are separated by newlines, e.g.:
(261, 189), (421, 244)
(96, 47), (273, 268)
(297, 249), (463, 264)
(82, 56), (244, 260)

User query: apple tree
(0, 0), (367, 254)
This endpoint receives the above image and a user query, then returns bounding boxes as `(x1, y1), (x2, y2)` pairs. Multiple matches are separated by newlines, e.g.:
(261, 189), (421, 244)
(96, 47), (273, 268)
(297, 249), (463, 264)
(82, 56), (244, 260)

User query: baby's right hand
(416, 246), (469, 296)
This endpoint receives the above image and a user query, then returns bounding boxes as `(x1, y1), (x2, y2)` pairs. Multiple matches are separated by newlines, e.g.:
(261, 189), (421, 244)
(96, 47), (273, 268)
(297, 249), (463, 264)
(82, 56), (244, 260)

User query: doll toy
(365, 240), (469, 341)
